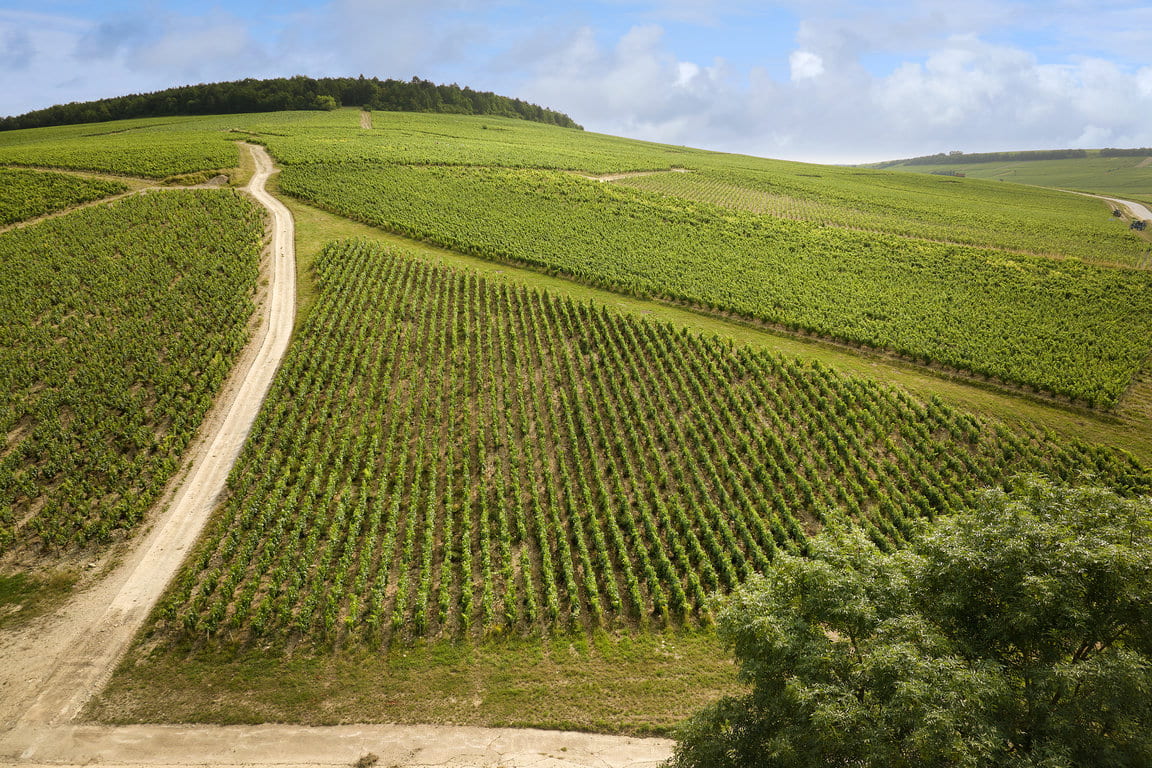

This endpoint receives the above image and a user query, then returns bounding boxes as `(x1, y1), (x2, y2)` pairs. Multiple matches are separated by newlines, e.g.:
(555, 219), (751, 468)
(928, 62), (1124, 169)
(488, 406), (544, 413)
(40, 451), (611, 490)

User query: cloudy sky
(2, 0), (1151, 163)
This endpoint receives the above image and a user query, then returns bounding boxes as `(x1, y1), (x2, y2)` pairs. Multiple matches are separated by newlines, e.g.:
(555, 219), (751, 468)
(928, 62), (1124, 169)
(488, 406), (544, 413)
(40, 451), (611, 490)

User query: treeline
(1099, 147), (1152, 157)
(875, 148), (1091, 168)
(0, 76), (582, 131)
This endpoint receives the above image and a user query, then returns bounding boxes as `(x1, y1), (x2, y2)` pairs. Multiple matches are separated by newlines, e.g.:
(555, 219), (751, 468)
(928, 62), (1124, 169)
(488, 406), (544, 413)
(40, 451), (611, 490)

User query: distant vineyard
(0, 120), (240, 178)
(616, 168), (1149, 267)
(0, 168), (126, 226)
(152, 242), (1150, 646)
(3, 110), (1149, 407)
(0, 191), (263, 551)
(256, 109), (690, 175)
(279, 165), (1152, 407)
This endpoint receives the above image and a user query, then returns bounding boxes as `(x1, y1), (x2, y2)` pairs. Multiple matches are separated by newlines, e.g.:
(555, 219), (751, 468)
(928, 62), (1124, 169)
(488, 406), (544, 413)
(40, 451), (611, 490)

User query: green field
(0, 117), (242, 178)
(1, 101), (1151, 734)
(3, 110), (1150, 408)
(100, 240), (1149, 731)
(0, 191), (263, 552)
(876, 152), (1152, 201)
(616, 166), (1147, 266)
(280, 162), (1152, 407)
(0, 168), (126, 227)
(151, 240), (1150, 645)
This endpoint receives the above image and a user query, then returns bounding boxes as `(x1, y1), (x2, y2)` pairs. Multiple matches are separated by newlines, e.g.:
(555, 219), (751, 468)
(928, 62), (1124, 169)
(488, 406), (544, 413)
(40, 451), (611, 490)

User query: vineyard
(0, 118), (241, 178)
(149, 242), (1151, 647)
(0, 168), (126, 227)
(2, 109), (1149, 409)
(278, 163), (1152, 407)
(615, 167), (1149, 267)
(0, 191), (263, 552)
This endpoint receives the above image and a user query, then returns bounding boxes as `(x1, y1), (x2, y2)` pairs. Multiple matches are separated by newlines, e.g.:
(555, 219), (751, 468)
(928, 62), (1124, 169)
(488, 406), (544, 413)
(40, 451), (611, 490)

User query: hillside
(871, 148), (1152, 201)
(1, 104), (1150, 738)
(0, 76), (581, 131)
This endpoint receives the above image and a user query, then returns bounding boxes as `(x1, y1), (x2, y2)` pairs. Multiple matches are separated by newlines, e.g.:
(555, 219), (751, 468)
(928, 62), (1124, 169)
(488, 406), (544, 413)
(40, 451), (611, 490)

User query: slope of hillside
(873, 150), (1152, 201)
(93, 242), (1150, 732)
(2, 103), (1151, 739)
(0, 76), (581, 131)
(0, 168), (125, 227)
(0, 192), (263, 554)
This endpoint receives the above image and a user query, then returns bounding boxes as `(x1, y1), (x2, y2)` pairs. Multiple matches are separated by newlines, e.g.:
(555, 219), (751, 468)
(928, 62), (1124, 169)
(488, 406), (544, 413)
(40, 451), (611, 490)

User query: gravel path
(0, 142), (296, 731)
(1101, 195), (1152, 222)
(1, 723), (672, 767)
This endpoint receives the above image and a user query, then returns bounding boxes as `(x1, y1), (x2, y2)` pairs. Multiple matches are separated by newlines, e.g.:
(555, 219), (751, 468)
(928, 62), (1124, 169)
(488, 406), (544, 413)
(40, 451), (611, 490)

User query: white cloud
(133, 12), (265, 80)
(516, 21), (1152, 162)
(788, 50), (824, 81)
(2, 1), (1152, 163)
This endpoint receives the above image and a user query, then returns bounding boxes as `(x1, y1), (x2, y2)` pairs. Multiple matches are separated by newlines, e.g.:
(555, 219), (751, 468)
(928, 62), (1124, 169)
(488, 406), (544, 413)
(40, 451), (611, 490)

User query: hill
(0, 75), (582, 132)
(870, 148), (1152, 201)
(0, 103), (1150, 736)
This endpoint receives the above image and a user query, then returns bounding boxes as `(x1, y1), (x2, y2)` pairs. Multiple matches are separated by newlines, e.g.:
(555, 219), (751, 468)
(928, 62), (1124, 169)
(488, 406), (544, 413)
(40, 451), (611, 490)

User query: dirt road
(580, 168), (690, 182)
(1, 723), (672, 767)
(1100, 195), (1152, 222)
(0, 143), (296, 732)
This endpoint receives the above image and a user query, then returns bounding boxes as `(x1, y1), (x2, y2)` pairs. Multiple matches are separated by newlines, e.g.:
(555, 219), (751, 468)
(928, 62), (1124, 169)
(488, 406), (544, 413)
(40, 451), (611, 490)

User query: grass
(881, 155), (1152, 199)
(285, 197), (1152, 466)
(0, 571), (77, 630)
(90, 629), (739, 736)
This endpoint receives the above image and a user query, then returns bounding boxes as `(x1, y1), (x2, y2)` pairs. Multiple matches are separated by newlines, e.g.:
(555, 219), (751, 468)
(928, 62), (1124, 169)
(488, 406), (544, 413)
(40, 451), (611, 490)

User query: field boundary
(279, 195), (1152, 464)
(0, 723), (672, 767)
(282, 190), (1125, 412)
(0, 165), (237, 236)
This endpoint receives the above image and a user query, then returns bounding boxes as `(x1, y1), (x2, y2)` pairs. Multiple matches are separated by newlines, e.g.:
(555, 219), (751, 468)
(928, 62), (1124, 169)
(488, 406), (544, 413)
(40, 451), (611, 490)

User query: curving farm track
(0, 141), (294, 748)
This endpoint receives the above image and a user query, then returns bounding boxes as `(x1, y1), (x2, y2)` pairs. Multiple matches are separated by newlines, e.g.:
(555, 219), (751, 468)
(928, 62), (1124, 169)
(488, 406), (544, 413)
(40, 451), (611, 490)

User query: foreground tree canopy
(672, 477), (1152, 768)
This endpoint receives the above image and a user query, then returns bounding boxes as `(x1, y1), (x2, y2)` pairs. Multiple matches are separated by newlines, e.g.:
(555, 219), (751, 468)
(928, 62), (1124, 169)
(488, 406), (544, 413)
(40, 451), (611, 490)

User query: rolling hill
(871, 148), (1152, 202)
(1, 91), (1150, 735)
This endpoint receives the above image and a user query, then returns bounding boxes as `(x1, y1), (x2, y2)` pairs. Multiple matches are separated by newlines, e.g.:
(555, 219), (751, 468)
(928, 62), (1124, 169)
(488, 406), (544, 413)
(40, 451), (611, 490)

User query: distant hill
(869, 148), (1152, 199)
(0, 75), (582, 132)
(870, 148), (1152, 167)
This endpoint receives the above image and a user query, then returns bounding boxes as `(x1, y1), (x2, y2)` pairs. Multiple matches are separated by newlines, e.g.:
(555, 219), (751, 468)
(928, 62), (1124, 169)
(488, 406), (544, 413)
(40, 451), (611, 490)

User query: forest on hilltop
(0, 75), (583, 132)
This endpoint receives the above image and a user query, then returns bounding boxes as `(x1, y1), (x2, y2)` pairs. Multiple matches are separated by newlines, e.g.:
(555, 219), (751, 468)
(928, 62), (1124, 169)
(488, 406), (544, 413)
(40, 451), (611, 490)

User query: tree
(671, 477), (1152, 768)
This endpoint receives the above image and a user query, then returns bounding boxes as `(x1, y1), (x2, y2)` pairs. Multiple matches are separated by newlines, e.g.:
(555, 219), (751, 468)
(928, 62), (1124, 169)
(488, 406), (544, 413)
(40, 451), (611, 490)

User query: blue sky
(2, 0), (1151, 162)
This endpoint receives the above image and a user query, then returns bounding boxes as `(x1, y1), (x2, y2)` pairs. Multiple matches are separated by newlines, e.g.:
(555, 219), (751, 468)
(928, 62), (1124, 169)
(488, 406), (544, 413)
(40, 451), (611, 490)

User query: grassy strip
(91, 630), (738, 736)
(283, 196), (1152, 465)
(0, 571), (77, 630)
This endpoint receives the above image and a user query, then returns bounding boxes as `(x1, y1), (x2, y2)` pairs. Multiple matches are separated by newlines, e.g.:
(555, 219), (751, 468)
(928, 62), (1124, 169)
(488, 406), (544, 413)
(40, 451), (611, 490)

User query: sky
(2, 0), (1151, 163)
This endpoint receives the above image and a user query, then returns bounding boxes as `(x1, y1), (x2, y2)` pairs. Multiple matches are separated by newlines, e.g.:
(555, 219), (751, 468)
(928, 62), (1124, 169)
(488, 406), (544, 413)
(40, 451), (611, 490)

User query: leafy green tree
(671, 477), (1152, 768)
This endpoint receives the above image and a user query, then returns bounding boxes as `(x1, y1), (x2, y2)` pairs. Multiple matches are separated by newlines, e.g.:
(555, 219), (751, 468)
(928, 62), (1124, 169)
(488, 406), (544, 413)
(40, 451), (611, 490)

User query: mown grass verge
(91, 630), (738, 736)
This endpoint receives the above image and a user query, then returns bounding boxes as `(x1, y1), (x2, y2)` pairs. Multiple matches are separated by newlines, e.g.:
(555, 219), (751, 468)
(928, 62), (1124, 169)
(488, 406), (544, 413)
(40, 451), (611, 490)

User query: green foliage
(880, 148), (1093, 166)
(3, 111), (1147, 407)
(0, 168), (126, 226)
(0, 118), (240, 178)
(618, 166), (1148, 267)
(256, 109), (684, 173)
(0, 191), (263, 551)
(153, 242), (1148, 645)
(279, 163), (1152, 407)
(671, 477), (1152, 768)
(0, 75), (581, 131)
(878, 153), (1152, 200)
